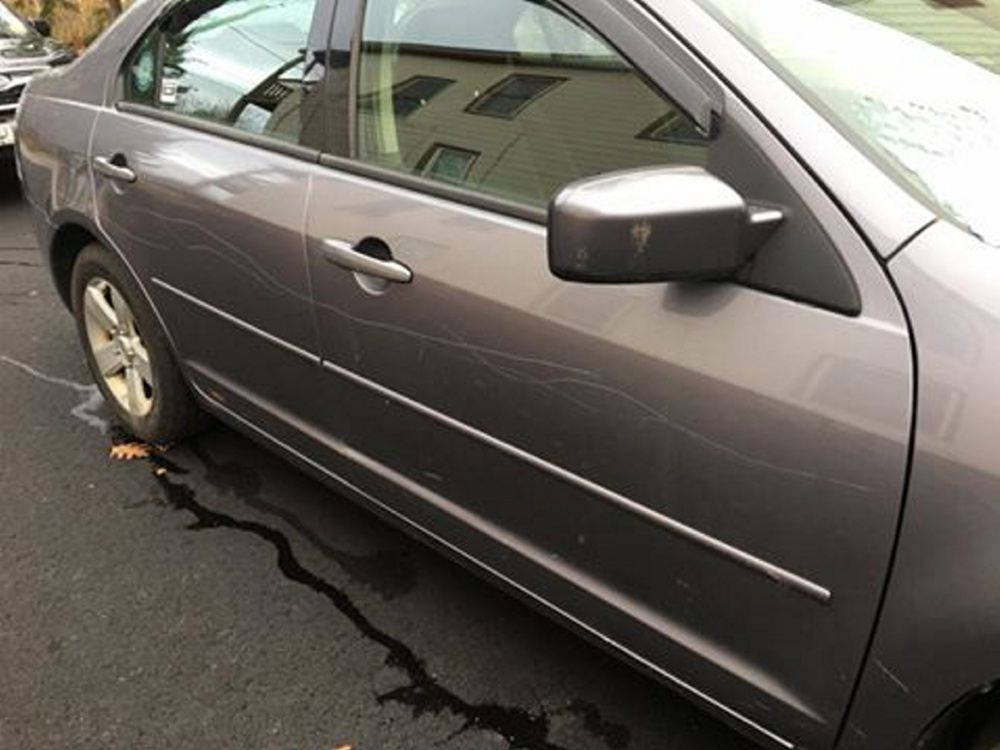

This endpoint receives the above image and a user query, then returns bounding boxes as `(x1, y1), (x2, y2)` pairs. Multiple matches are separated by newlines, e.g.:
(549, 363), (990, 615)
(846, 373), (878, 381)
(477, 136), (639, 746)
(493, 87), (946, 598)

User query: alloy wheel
(81, 277), (154, 418)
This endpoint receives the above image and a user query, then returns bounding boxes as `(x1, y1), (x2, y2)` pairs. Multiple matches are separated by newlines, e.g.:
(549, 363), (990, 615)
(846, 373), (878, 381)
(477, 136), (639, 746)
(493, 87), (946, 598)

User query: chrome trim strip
(319, 358), (832, 604)
(150, 278), (320, 364)
(5, 66), (50, 76)
(154, 276), (830, 604)
(190, 378), (796, 750)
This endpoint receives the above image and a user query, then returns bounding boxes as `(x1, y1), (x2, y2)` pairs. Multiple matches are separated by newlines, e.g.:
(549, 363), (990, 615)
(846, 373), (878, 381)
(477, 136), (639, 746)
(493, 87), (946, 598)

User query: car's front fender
(842, 221), (1000, 748)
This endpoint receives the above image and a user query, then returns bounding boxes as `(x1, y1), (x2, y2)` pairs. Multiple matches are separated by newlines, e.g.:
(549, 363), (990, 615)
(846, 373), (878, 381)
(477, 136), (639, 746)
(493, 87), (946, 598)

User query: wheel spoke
(84, 285), (118, 332)
(132, 343), (153, 387)
(110, 287), (134, 332)
(92, 340), (125, 378)
(84, 278), (154, 418)
(126, 366), (146, 414)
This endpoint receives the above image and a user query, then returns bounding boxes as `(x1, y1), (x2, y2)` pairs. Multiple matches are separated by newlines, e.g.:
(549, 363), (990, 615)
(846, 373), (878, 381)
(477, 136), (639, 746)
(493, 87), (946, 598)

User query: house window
(466, 74), (564, 118)
(637, 111), (707, 146)
(359, 75), (454, 118)
(418, 144), (480, 183)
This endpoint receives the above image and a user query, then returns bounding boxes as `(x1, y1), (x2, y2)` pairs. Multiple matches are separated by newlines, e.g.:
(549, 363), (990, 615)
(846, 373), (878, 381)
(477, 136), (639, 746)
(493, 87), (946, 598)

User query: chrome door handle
(320, 238), (412, 284)
(93, 155), (136, 184)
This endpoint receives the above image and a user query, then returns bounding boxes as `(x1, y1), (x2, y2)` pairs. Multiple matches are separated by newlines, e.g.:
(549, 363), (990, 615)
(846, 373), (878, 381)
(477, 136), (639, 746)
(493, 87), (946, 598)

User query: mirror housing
(548, 167), (783, 284)
(28, 18), (51, 37)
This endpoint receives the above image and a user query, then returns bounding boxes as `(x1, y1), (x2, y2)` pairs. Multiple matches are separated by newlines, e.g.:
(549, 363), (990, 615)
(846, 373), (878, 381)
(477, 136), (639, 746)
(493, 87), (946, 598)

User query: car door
(302, 0), (913, 746)
(91, 0), (334, 443)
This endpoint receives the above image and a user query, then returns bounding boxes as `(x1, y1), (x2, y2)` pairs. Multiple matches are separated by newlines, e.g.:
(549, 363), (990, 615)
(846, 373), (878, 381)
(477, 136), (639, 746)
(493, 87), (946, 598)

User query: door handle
(321, 238), (412, 284)
(93, 155), (137, 184)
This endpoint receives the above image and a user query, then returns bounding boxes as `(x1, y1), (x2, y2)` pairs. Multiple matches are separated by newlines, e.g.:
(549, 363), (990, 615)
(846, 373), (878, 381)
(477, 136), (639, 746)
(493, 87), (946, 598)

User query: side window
(124, 0), (325, 146)
(126, 32), (159, 106)
(355, 0), (709, 208)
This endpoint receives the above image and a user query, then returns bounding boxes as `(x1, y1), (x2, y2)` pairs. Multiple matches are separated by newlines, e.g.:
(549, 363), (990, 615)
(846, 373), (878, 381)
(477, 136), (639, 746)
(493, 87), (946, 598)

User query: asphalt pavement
(0, 161), (757, 750)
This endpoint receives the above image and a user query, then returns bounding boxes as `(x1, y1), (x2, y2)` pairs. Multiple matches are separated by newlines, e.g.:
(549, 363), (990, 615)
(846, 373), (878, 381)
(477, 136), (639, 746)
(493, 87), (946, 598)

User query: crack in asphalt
(148, 452), (576, 749)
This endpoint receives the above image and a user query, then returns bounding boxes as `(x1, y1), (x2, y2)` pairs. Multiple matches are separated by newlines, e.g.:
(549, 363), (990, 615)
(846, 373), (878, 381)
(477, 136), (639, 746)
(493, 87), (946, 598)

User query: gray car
(13, 0), (1000, 747)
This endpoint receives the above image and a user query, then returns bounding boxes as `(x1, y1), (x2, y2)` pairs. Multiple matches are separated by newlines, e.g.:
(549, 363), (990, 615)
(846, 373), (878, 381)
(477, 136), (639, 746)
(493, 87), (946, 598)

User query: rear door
(92, 0), (334, 441)
(302, 0), (914, 746)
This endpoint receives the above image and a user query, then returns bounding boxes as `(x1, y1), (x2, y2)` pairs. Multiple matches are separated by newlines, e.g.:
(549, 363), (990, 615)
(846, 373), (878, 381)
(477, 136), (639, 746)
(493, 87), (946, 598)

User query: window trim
(319, 151), (548, 224)
(118, 101), (545, 228)
(116, 100), (324, 165)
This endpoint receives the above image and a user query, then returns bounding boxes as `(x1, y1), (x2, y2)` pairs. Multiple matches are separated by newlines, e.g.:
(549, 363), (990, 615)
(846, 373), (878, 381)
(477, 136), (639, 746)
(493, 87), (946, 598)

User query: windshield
(697, 0), (1000, 246)
(0, 3), (30, 39)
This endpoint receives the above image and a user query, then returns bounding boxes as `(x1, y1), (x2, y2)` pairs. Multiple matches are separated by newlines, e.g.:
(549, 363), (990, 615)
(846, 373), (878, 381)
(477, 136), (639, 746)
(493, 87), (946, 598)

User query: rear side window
(123, 0), (326, 146)
(354, 0), (709, 209)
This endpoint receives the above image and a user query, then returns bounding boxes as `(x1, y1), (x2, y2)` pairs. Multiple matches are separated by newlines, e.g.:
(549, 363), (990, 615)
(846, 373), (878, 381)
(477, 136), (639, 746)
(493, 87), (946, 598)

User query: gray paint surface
(840, 222), (1000, 749)
(302, 146), (910, 747)
(15, 0), (1000, 748)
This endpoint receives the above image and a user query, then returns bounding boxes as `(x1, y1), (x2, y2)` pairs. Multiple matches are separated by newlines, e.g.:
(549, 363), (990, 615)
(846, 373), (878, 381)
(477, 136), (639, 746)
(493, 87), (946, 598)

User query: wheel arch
(47, 212), (185, 369)
(916, 682), (1000, 750)
(49, 217), (102, 310)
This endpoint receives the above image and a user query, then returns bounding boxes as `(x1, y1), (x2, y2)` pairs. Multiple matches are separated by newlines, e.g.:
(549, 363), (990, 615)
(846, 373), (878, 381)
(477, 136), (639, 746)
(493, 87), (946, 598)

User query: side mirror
(28, 18), (51, 37)
(548, 167), (783, 284)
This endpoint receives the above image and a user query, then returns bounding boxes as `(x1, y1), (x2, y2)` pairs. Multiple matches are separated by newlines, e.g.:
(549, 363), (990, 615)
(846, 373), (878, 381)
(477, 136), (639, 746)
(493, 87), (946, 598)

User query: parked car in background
(13, 0), (1000, 748)
(0, 1), (72, 150)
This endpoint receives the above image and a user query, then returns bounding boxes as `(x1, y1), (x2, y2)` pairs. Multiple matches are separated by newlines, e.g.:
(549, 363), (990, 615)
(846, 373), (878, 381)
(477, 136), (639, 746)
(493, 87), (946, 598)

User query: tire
(71, 242), (207, 443)
(971, 714), (1000, 750)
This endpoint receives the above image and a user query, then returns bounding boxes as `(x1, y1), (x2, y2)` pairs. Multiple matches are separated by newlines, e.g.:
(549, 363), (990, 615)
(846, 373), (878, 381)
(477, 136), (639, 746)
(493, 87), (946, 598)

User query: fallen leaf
(333, 745), (353, 750)
(109, 441), (151, 461)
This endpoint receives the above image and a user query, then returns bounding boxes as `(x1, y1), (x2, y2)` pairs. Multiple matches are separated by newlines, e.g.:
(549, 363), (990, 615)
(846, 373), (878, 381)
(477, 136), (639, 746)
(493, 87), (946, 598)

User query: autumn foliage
(10, 0), (129, 50)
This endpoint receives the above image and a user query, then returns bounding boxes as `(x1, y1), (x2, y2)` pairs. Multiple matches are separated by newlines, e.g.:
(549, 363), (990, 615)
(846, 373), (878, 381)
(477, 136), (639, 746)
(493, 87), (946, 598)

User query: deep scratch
(874, 659), (910, 695)
(314, 297), (598, 378)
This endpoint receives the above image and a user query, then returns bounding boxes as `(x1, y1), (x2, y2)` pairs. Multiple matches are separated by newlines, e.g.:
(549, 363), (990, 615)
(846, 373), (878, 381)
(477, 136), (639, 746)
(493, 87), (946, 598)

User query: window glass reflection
(356, 0), (709, 208)
(127, 0), (323, 145)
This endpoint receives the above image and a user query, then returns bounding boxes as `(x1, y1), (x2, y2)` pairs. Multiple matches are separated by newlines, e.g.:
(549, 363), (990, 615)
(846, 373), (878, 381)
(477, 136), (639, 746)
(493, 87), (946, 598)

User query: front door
(303, 0), (913, 745)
